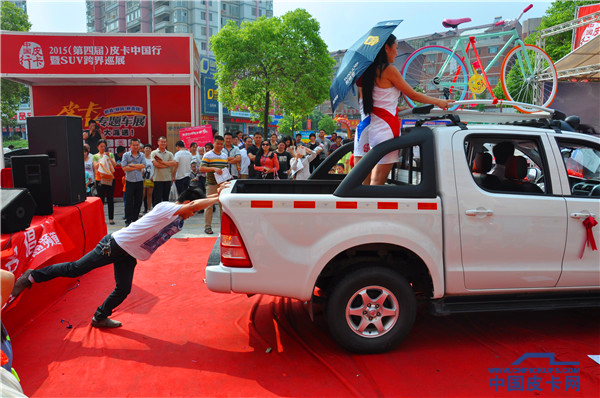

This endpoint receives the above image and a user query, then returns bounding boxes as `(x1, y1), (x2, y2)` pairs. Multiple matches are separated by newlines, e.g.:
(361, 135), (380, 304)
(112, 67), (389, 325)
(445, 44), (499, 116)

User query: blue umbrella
(330, 20), (403, 113)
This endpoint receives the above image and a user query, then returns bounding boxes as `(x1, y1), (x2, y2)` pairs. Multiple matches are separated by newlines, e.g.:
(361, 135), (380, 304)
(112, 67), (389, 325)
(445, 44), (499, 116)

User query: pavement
(104, 197), (221, 238)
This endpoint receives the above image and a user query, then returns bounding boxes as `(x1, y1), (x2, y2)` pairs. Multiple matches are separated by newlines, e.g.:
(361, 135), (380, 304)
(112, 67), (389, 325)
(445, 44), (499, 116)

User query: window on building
(201, 11), (206, 19)
(222, 3), (226, 10)
(201, 41), (207, 50)
(487, 76), (499, 86)
(488, 46), (499, 55)
(209, 12), (213, 21)
(174, 25), (188, 33)
(173, 9), (187, 24)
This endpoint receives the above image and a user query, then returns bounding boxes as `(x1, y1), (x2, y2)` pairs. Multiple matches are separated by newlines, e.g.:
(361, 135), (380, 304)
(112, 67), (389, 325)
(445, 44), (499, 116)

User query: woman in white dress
(360, 34), (453, 185)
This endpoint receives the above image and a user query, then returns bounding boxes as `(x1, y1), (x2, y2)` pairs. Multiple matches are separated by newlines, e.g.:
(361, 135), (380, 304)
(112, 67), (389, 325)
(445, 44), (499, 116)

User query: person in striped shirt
(200, 135), (228, 234)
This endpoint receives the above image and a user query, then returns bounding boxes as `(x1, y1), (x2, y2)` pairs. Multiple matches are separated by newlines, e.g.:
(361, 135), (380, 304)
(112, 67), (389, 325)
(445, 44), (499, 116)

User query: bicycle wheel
(501, 44), (557, 113)
(401, 46), (469, 111)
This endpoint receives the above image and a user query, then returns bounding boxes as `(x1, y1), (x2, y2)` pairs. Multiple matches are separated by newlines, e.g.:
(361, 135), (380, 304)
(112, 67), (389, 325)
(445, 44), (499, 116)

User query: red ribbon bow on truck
(580, 216), (598, 259)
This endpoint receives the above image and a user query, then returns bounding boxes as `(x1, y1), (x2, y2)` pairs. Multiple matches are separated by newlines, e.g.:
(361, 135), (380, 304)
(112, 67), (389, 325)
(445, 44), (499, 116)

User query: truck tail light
(220, 212), (252, 268)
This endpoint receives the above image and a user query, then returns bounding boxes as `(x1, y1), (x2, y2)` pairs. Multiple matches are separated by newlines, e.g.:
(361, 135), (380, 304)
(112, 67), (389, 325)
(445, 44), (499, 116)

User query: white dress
(369, 85), (401, 164)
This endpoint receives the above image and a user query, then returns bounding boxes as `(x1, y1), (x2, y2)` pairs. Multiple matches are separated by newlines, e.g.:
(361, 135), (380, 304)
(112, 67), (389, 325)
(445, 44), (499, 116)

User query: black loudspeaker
(12, 155), (53, 215)
(27, 116), (86, 205)
(1, 188), (37, 234)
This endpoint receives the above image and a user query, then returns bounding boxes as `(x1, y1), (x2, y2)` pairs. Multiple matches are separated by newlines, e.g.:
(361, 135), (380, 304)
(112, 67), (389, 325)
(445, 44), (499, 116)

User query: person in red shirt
(253, 141), (280, 179)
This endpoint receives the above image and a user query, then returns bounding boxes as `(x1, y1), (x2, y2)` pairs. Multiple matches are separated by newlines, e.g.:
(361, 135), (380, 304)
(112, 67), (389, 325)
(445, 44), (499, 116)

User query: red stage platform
(8, 237), (600, 397)
(1, 197), (106, 333)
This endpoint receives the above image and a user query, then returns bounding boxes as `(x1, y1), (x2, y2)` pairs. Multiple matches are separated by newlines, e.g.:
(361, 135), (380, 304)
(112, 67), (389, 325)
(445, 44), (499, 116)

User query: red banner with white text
(574, 3), (600, 50)
(0, 33), (190, 75)
(1, 219), (74, 287)
(179, 125), (213, 148)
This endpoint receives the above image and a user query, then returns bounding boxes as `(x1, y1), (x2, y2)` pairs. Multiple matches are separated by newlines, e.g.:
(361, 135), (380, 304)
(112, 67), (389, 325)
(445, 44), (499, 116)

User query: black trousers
(175, 176), (190, 195)
(96, 180), (115, 220)
(124, 181), (144, 224)
(152, 181), (171, 206)
(31, 234), (136, 321)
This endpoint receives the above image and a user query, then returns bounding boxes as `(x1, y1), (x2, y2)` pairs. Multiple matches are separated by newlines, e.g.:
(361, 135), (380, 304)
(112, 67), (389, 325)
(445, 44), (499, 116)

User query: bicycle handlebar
(515, 4), (533, 24)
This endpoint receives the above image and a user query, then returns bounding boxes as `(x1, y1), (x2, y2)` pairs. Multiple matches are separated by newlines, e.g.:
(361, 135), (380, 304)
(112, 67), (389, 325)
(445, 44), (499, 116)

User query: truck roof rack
(400, 100), (566, 128)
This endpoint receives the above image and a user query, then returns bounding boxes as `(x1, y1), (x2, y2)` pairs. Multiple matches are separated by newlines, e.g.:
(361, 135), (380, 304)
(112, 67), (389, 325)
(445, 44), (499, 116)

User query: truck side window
(464, 136), (548, 195)
(556, 139), (600, 197)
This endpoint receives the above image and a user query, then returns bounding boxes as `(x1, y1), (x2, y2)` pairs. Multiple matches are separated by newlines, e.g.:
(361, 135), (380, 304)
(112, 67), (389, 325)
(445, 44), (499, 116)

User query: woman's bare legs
(370, 163), (394, 185)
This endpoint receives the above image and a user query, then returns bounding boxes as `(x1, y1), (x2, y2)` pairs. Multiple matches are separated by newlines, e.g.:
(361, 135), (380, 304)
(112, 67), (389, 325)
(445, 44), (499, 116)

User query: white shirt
(174, 149), (193, 180)
(290, 151), (317, 180)
(239, 148), (251, 175)
(113, 202), (183, 261)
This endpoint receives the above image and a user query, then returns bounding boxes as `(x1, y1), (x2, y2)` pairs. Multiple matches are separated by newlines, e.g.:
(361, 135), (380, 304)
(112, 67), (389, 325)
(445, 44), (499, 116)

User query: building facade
(85, 1), (273, 56)
(85, 0), (273, 134)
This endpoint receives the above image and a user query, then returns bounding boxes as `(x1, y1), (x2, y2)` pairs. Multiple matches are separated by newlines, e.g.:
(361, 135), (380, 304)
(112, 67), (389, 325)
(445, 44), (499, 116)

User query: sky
(26, 0), (553, 51)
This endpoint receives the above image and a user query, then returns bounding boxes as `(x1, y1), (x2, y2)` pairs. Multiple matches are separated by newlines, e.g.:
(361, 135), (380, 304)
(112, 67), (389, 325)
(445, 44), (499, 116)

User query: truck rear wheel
(325, 266), (417, 354)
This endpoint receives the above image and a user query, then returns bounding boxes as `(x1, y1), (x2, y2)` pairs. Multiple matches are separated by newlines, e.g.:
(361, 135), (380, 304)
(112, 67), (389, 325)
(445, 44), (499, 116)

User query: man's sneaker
(11, 269), (33, 298)
(91, 317), (122, 328)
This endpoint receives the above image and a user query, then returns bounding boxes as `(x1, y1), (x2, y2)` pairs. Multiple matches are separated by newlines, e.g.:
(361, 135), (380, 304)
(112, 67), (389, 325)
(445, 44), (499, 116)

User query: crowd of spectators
(83, 121), (353, 231)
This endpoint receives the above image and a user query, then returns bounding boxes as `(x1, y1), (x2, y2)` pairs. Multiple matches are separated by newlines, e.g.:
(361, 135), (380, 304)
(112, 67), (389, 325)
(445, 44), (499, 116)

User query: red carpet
(10, 237), (600, 397)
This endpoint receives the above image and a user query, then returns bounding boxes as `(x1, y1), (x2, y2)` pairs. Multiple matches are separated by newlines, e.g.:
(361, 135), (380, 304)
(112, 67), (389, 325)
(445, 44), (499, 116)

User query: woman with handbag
(253, 141), (280, 179)
(93, 139), (117, 225)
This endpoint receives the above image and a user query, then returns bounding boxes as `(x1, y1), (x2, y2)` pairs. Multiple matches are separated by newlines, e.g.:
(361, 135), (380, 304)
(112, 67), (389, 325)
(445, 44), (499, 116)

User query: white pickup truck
(206, 106), (600, 353)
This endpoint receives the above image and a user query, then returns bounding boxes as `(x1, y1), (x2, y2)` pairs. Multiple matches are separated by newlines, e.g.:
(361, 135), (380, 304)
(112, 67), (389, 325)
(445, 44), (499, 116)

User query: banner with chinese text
(574, 4), (600, 50)
(32, 85), (149, 152)
(179, 125), (213, 147)
(0, 33), (190, 75)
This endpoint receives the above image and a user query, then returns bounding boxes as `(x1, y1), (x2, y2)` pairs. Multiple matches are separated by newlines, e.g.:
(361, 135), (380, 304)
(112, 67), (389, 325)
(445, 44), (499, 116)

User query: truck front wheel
(325, 266), (417, 354)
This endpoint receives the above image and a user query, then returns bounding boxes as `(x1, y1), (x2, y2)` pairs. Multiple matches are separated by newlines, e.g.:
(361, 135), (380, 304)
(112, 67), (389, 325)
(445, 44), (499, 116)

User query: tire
(501, 44), (557, 113)
(325, 266), (417, 354)
(401, 45), (469, 111)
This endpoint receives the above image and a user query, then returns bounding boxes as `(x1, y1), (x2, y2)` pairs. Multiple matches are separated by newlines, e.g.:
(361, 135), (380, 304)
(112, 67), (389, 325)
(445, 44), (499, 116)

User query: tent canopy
(554, 33), (600, 81)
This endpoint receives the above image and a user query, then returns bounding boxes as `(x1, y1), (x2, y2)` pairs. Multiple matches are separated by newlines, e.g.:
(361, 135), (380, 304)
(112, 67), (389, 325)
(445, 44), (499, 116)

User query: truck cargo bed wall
(232, 179), (341, 195)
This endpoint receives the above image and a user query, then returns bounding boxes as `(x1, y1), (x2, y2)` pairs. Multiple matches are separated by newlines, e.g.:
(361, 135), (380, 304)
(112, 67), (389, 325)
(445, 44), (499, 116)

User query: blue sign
(201, 75), (228, 115)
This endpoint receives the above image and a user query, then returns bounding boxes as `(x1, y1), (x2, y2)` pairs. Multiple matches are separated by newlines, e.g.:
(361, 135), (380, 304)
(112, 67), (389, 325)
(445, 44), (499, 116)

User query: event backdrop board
(32, 86), (149, 151)
(32, 85), (192, 148)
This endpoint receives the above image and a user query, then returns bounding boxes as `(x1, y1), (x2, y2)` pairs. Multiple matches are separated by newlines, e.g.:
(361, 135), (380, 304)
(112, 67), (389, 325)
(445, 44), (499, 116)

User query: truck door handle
(570, 211), (596, 219)
(465, 208), (494, 217)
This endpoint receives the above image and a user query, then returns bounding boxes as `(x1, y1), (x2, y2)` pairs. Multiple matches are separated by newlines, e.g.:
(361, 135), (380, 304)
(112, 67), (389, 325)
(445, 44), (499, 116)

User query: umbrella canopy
(330, 20), (402, 113)
(340, 40), (416, 111)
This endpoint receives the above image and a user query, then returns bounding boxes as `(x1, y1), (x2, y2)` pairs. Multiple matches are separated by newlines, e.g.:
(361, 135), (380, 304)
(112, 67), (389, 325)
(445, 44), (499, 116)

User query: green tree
(318, 114), (336, 135)
(278, 113), (303, 136)
(308, 108), (324, 130)
(1, 1), (32, 128)
(210, 9), (335, 136)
